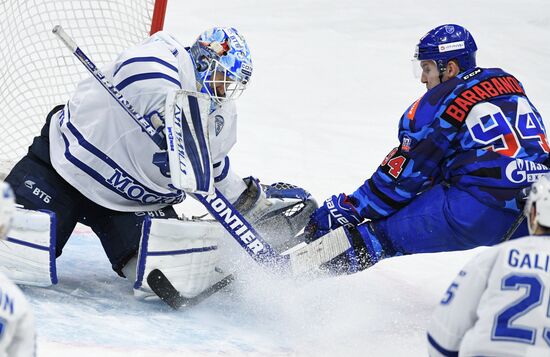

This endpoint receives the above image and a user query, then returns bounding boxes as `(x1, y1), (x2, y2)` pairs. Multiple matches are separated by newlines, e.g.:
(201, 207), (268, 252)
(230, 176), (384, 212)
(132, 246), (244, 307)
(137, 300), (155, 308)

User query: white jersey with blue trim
(49, 31), (245, 212)
(0, 272), (35, 357)
(428, 236), (550, 357)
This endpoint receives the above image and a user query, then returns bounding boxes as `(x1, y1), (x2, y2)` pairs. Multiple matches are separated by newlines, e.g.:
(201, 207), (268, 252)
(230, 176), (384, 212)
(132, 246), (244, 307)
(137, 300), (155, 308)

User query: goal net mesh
(0, 0), (158, 176)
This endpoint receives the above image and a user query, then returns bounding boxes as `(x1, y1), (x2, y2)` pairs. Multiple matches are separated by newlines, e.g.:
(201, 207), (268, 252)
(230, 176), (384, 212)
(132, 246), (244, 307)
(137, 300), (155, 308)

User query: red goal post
(0, 0), (168, 177)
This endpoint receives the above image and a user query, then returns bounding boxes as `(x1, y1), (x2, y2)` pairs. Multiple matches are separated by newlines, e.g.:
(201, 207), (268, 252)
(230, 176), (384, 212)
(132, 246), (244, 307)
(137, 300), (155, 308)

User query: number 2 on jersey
(492, 273), (550, 346)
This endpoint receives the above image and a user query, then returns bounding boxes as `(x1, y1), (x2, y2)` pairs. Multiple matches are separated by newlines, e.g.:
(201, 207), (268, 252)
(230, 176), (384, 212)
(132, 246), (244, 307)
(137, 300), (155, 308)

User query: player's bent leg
(4, 152), (82, 256)
(371, 184), (524, 255)
(87, 206), (223, 300)
(0, 207), (57, 286)
(132, 217), (224, 300)
(88, 206), (179, 276)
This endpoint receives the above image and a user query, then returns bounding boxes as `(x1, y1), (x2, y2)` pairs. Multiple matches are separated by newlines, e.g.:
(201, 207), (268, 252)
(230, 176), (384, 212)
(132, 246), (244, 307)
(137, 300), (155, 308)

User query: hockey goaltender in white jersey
(49, 30), (245, 212)
(428, 175), (550, 357)
(1, 27), (318, 306)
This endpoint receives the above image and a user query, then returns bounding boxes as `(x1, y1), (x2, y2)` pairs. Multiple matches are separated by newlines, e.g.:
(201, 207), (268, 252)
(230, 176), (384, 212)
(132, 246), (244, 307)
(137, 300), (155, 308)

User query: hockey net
(0, 0), (167, 177)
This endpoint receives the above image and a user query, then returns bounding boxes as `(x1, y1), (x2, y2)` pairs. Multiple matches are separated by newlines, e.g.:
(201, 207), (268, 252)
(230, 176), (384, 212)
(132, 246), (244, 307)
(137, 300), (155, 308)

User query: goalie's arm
(108, 33), (186, 132)
(212, 156), (247, 204)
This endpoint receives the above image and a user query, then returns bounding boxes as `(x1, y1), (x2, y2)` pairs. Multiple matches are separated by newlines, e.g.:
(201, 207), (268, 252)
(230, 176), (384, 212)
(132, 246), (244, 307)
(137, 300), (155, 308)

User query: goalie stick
(52, 25), (166, 149)
(147, 269), (234, 310)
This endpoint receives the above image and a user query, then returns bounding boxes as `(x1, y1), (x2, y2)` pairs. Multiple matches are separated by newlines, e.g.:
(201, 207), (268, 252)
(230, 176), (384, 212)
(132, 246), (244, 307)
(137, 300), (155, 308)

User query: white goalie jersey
(428, 236), (550, 357)
(0, 272), (35, 357)
(49, 31), (245, 212)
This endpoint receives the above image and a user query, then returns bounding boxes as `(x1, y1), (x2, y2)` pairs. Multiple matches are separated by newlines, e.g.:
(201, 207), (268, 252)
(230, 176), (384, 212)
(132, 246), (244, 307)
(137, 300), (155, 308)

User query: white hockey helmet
(525, 174), (550, 234)
(0, 181), (16, 240)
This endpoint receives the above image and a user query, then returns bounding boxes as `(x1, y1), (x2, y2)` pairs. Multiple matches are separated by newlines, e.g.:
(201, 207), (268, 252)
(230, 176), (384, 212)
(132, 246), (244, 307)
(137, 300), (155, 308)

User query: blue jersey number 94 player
(306, 24), (550, 274)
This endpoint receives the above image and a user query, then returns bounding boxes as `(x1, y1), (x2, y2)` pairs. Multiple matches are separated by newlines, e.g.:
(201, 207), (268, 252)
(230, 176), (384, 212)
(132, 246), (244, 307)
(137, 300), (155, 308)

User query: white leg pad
(133, 217), (223, 299)
(0, 207), (57, 287)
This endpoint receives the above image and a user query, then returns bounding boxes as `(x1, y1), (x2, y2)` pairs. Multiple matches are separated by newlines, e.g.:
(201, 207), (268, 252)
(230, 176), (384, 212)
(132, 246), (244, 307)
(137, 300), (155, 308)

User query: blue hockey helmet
(189, 27), (253, 104)
(414, 24), (477, 74)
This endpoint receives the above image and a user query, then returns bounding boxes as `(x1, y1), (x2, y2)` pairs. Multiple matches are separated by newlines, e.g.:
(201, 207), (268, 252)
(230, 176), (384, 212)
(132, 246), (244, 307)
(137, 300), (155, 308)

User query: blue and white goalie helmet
(525, 174), (550, 234)
(189, 27), (253, 104)
(0, 182), (15, 240)
(413, 24), (477, 76)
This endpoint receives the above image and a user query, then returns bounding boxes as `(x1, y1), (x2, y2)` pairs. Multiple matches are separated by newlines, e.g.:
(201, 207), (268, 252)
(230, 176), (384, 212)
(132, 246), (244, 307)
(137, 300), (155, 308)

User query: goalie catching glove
(234, 177), (318, 251)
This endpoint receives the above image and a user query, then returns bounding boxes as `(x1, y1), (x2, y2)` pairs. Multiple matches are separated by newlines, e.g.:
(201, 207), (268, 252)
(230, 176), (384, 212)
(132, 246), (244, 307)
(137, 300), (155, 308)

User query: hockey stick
(501, 214), (525, 242)
(52, 25), (166, 149)
(147, 269), (234, 310)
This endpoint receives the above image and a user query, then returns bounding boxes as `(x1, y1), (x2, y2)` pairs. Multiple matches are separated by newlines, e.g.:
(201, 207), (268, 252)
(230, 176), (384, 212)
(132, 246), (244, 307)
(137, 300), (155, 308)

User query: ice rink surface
(24, 0), (550, 355)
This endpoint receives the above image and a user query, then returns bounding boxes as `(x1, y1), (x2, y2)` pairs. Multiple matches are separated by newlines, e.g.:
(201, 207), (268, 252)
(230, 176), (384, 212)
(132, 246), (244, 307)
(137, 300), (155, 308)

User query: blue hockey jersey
(351, 68), (549, 220)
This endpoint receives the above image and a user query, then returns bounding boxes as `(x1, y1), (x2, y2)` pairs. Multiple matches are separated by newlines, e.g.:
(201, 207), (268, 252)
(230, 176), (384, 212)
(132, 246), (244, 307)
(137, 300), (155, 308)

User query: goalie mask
(0, 182), (15, 240)
(190, 27), (253, 105)
(525, 174), (550, 234)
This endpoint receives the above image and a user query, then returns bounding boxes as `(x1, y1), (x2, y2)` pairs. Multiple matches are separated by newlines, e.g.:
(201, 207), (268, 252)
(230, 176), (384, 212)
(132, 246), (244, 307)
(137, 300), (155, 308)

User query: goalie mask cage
(0, 0), (168, 177)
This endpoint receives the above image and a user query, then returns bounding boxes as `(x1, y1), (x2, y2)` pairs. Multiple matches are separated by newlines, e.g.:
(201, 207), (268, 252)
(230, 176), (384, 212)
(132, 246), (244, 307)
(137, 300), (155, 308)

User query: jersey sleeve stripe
(214, 157), (230, 183)
(63, 108), (182, 199)
(427, 333), (458, 357)
(113, 56), (178, 77)
(367, 179), (408, 210)
(115, 72), (181, 91)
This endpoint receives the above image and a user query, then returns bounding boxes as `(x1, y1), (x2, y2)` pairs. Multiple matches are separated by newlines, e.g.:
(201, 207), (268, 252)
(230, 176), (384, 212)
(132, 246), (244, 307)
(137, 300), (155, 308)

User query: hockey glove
(234, 177), (318, 251)
(305, 193), (362, 242)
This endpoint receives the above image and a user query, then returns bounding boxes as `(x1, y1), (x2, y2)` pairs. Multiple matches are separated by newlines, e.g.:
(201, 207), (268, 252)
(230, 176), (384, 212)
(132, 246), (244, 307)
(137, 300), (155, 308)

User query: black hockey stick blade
(147, 269), (235, 310)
